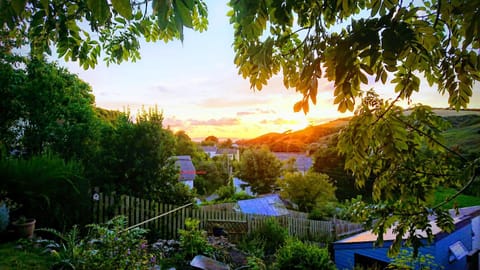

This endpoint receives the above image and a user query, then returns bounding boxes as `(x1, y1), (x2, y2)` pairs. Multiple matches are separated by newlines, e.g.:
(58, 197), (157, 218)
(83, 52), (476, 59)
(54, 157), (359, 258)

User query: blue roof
(172, 155), (196, 181)
(237, 194), (289, 216)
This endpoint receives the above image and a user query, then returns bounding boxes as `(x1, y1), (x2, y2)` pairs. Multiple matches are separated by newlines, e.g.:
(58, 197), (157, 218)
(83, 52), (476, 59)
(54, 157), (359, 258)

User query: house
(333, 206), (480, 270)
(201, 146), (218, 158)
(172, 155), (196, 189)
(201, 145), (240, 161)
(233, 177), (255, 196)
(235, 194), (289, 216)
(273, 152), (313, 173)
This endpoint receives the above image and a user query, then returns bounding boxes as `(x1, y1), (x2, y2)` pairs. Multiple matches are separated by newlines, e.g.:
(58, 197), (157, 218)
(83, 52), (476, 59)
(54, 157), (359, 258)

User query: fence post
(331, 215), (337, 241)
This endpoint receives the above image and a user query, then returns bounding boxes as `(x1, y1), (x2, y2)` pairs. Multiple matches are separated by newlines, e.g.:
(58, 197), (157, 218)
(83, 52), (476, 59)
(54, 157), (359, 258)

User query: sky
(59, 0), (480, 141)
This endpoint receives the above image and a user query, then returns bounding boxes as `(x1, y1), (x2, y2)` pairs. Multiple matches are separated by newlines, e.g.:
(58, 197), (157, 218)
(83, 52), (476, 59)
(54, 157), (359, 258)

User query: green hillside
(443, 114), (480, 157)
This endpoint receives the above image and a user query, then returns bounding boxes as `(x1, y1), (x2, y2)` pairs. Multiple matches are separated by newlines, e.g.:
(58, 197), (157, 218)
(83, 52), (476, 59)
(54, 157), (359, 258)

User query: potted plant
(12, 216), (36, 239)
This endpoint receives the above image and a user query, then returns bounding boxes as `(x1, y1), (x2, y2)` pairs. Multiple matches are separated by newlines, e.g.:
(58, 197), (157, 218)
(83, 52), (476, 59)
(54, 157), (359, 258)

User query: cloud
(163, 117), (186, 128)
(188, 118), (241, 126)
(236, 108), (277, 116)
(197, 97), (270, 108)
(150, 85), (170, 93)
(259, 118), (298, 125)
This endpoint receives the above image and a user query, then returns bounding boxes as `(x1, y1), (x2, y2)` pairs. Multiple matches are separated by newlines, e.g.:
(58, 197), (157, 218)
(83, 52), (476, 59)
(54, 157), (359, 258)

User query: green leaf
(155, 0), (170, 30)
(175, 0), (193, 28)
(87, 0), (110, 24)
(111, 0), (133, 19)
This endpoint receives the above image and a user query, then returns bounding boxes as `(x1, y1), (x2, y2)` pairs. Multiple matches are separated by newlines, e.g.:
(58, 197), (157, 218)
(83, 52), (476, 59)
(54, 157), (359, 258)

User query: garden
(0, 213), (336, 269)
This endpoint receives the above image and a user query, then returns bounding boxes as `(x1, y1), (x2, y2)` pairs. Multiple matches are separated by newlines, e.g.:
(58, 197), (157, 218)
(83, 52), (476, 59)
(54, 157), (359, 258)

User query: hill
(238, 109), (480, 153)
(237, 118), (350, 152)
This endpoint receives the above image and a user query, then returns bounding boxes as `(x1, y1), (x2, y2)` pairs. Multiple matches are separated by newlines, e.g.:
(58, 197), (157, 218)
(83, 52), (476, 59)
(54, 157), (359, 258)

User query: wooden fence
(92, 193), (363, 241)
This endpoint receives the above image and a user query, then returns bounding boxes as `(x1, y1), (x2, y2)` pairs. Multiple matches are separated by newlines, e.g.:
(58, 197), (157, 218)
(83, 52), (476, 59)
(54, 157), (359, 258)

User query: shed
(236, 194), (289, 216)
(333, 206), (480, 270)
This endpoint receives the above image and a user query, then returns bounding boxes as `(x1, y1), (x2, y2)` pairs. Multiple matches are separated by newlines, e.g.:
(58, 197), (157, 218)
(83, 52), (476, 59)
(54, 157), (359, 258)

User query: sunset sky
(59, 0), (480, 140)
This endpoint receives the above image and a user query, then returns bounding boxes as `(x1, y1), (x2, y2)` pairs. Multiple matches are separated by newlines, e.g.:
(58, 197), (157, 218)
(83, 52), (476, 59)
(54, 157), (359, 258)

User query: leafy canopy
(0, 0), (208, 68)
(229, 0), (480, 257)
(237, 146), (283, 194)
(277, 171), (336, 213)
(228, 0), (479, 112)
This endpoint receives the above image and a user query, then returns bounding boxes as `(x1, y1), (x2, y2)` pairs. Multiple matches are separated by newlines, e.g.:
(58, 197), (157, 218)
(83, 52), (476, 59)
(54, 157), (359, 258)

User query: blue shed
(333, 206), (480, 270)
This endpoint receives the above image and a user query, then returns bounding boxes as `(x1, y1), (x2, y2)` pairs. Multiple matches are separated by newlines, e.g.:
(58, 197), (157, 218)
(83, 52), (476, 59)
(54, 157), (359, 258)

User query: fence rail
(92, 193), (363, 241)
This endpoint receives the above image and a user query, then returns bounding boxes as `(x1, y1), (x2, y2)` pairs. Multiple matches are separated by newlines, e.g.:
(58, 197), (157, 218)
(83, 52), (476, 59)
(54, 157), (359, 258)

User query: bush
(248, 218), (288, 256)
(274, 238), (336, 270)
(179, 218), (212, 261)
(38, 216), (158, 270)
(0, 154), (90, 230)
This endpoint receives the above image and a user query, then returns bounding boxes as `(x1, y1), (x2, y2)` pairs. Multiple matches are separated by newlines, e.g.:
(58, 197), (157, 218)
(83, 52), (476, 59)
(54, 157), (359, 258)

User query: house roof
(216, 148), (238, 155)
(237, 194), (289, 216)
(273, 152), (313, 172)
(335, 206), (480, 244)
(172, 155), (196, 181)
(201, 146), (217, 153)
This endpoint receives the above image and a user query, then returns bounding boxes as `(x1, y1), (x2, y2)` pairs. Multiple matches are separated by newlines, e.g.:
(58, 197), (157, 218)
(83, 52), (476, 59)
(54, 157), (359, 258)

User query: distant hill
(237, 118), (350, 152)
(238, 109), (480, 154)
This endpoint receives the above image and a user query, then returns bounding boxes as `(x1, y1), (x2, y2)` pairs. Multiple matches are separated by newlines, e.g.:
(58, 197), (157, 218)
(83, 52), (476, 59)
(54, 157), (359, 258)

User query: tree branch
(392, 114), (468, 163)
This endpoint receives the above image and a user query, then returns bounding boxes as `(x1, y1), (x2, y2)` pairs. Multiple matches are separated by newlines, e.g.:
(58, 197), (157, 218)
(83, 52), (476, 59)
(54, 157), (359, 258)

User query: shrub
(0, 154), (90, 229)
(179, 218), (212, 261)
(38, 216), (157, 270)
(247, 218), (288, 256)
(274, 238), (336, 270)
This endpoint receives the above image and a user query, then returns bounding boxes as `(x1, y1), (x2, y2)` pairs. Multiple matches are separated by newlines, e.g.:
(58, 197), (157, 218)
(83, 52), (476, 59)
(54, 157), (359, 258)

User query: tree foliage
(89, 107), (194, 204)
(237, 146), (283, 194)
(277, 171), (336, 213)
(194, 156), (230, 195)
(312, 136), (373, 201)
(0, 53), (99, 161)
(0, 0), (208, 68)
(229, 0), (479, 113)
(174, 130), (207, 165)
(229, 0), (480, 257)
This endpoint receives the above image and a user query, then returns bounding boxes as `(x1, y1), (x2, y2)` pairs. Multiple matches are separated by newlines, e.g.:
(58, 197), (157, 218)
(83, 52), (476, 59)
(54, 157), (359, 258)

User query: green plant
(37, 226), (84, 269)
(238, 236), (265, 259)
(37, 216), (157, 270)
(179, 218), (212, 261)
(82, 216), (154, 270)
(0, 154), (90, 230)
(251, 218), (288, 256)
(387, 249), (443, 270)
(247, 255), (267, 270)
(274, 238), (336, 270)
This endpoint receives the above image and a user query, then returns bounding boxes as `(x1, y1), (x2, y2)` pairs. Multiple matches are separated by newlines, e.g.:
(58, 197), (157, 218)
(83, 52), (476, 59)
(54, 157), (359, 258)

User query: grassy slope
(434, 188), (480, 209)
